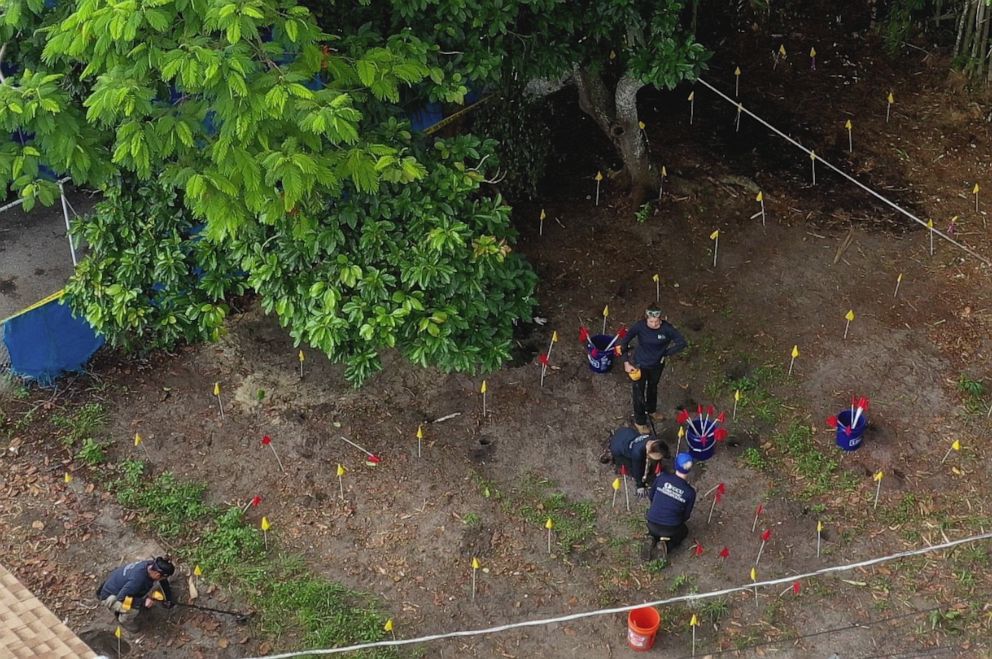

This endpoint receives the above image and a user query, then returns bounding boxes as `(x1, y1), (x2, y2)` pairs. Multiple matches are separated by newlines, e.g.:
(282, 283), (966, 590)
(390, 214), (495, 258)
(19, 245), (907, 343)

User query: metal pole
(59, 183), (78, 266)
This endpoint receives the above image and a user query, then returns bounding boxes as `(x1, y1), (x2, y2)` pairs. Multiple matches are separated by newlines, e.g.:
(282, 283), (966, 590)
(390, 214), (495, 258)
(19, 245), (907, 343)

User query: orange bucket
(627, 606), (661, 651)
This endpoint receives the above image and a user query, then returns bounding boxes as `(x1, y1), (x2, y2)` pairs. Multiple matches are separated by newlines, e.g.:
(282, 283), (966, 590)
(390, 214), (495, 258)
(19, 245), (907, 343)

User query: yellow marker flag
(791, 345), (800, 359)
(927, 219), (933, 229)
(612, 478), (621, 491)
(951, 439), (961, 451)
(114, 626), (122, 639)
(416, 424), (423, 440)
(887, 92), (894, 104)
(213, 382), (220, 396)
(64, 473), (72, 484)
(545, 518), (554, 530)
(384, 618), (394, 632)
(756, 191), (763, 202)
(298, 350), (305, 363)
(540, 209), (546, 221)
(480, 380), (487, 394)
(690, 614), (699, 626)
(873, 470), (884, 482)
(595, 171), (603, 182)
(471, 557), (481, 570)
(638, 121), (646, 130)
(778, 44), (787, 57)
(609, 50), (616, 60)
(261, 516), (271, 531)
(750, 567), (757, 581)
(122, 596), (133, 612)
(734, 390), (741, 402)
(551, 330), (558, 343)
(602, 305), (609, 318)
(897, 273), (903, 283)
(194, 565), (203, 577)
(810, 47), (817, 58)
(973, 183), (980, 194)
(134, 433), (142, 447)
(678, 426), (685, 439)
(337, 464), (346, 477)
(845, 119), (852, 130)
(652, 274), (660, 283)
(660, 165), (667, 177)
(709, 230), (719, 240)
(688, 91), (694, 101)
(734, 66), (741, 76)
(810, 150), (816, 161)
(817, 520), (824, 533)
(845, 310), (855, 322)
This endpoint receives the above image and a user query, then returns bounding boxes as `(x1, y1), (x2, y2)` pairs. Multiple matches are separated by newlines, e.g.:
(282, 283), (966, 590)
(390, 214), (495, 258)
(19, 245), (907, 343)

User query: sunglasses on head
(645, 310), (662, 319)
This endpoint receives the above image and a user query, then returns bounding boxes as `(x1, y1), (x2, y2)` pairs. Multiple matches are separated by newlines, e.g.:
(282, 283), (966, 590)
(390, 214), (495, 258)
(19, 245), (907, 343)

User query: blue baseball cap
(675, 452), (694, 473)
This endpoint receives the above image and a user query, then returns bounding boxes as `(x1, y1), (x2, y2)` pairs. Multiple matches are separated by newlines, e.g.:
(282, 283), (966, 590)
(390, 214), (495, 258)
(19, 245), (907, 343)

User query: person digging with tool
(619, 305), (687, 434)
(604, 425), (669, 495)
(97, 556), (175, 629)
(642, 452), (696, 562)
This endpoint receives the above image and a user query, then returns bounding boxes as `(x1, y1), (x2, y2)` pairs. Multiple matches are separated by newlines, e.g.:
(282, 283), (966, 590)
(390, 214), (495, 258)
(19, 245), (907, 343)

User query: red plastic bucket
(627, 606), (661, 651)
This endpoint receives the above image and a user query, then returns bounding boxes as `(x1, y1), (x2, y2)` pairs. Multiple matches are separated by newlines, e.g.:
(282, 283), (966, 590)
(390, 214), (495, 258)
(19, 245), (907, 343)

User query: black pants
(647, 521), (688, 551)
(632, 362), (665, 425)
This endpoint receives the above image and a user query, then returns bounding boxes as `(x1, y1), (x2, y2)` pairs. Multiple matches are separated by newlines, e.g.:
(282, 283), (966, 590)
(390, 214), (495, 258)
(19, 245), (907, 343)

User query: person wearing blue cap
(642, 452), (696, 561)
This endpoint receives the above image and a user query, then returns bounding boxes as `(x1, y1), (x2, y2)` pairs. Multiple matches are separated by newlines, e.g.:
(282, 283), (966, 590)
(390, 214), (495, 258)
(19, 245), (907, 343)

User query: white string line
(695, 77), (992, 268)
(247, 531), (992, 658)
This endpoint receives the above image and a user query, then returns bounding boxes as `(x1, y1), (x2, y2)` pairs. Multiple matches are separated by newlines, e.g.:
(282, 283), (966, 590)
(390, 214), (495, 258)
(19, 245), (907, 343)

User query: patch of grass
(461, 512), (481, 527)
(741, 446), (769, 471)
(956, 376), (987, 415)
(52, 403), (107, 447)
(770, 422), (842, 499)
(669, 573), (695, 593)
(193, 507), (265, 573)
(110, 460), (211, 537)
(699, 597), (729, 622)
(645, 558), (668, 573)
(77, 438), (107, 465)
(470, 472), (502, 501)
(510, 473), (597, 553)
(726, 365), (786, 425)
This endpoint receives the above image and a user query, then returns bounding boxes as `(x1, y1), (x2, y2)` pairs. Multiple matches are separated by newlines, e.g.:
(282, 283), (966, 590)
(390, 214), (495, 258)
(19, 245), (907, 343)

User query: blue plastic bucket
(586, 334), (616, 373)
(686, 425), (717, 461)
(835, 410), (867, 451)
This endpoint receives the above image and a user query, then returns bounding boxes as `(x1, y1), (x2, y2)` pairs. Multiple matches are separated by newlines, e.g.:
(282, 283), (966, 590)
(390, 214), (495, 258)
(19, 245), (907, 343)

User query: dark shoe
(634, 423), (651, 434)
(641, 537), (657, 561)
(655, 538), (669, 563)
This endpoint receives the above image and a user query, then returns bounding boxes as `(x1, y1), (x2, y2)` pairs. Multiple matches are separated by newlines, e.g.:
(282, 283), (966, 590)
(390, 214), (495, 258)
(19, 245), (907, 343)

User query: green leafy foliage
(471, 88), (550, 200)
(77, 437), (107, 465)
(51, 402), (107, 447)
(111, 460), (210, 537)
(194, 507), (265, 572)
(64, 180), (246, 351)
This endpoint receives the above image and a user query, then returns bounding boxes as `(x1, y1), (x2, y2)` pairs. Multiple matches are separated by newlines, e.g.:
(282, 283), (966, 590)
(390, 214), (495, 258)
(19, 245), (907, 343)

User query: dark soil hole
(508, 318), (544, 367)
(725, 362), (751, 382)
(725, 431), (759, 452)
(79, 629), (132, 655)
(479, 437), (491, 446)
(685, 318), (704, 332)
(459, 525), (493, 557)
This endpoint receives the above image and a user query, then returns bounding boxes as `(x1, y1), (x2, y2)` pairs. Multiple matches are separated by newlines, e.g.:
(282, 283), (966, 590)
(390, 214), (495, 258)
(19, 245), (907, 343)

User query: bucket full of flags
(827, 396), (870, 452)
(677, 405), (727, 461)
(579, 325), (627, 374)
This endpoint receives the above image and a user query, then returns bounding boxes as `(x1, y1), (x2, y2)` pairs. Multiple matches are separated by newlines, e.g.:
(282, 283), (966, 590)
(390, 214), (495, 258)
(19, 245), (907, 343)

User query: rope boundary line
(694, 77), (992, 267)
(246, 531), (992, 658)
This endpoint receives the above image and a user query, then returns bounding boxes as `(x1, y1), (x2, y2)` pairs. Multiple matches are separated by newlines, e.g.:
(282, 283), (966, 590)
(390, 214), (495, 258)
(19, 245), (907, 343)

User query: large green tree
(2, 0), (535, 383)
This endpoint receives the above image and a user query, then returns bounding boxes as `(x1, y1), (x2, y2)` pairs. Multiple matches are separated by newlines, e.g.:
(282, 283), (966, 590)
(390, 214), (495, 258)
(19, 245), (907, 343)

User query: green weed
(510, 473), (597, 552)
(956, 376), (987, 415)
(52, 403), (107, 447)
(669, 573), (695, 593)
(634, 202), (653, 223)
(770, 422), (840, 499)
(645, 558), (668, 573)
(194, 507), (265, 573)
(699, 597), (729, 622)
(111, 461), (210, 537)
(77, 438), (107, 465)
(741, 447), (768, 471)
(462, 512), (481, 527)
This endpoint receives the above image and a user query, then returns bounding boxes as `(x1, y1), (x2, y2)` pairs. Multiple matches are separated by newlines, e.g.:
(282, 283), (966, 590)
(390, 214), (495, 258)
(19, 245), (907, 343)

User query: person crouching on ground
(606, 425), (668, 496)
(97, 556), (175, 629)
(619, 305), (687, 434)
(643, 452), (696, 561)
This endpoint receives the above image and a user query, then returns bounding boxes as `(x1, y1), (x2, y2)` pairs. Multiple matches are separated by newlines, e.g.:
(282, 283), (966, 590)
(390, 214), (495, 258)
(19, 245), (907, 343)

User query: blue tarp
(3, 298), (104, 385)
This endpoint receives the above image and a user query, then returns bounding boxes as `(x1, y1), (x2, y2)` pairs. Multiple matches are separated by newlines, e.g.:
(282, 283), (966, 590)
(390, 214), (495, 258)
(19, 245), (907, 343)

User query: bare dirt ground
(3, 6), (992, 659)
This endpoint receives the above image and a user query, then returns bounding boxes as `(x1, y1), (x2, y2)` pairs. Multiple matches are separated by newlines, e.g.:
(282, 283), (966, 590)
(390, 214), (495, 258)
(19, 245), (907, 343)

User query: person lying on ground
(619, 305), (687, 434)
(97, 556), (175, 628)
(643, 452), (696, 562)
(605, 425), (669, 495)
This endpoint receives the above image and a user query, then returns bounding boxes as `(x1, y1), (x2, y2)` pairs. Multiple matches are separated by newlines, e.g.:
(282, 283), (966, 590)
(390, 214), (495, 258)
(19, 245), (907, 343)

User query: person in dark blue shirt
(607, 426), (668, 493)
(97, 557), (175, 628)
(643, 452), (696, 561)
(619, 305), (687, 434)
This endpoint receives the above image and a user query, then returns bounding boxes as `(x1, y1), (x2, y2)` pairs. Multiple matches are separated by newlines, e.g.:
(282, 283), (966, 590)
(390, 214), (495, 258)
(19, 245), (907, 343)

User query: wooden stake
(539, 209), (546, 236)
(545, 518), (554, 554)
(735, 102), (742, 132)
(658, 165), (667, 200)
(611, 478), (620, 508)
(809, 46), (816, 71)
(298, 349), (305, 379)
(710, 230), (719, 267)
(481, 380), (487, 417)
(653, 274), (660, 302)
(788, 345), (799, 376)
(843, 310), (855, 339)
(940, 439), (961, 464)
(893, 273), (903, 298)
(886, 91), (894, 123)
(213, 382), (224, 420)
(816, 520), (823, 557)
(337, 464), (346, 500)
(602, 305), (609, 335)
(927, 219), (934, 256)
(873, 471), (883, 509)
(134, 433), (151, 461)
(973, 183), (980, 213)
(732, 390), (740, 420)
(416, 424), (423, 458)
(845, 119), (853, 153)
(688, 91), (695, 124)
(594, 171), (603, 206)
(623, 473), (630, 512)
(707, 495), (718, 524)
(751, 567), (759, 607)
(734, 66), (741, 96)
(471, 557), (480, 601)
(810, 151), (817, 185)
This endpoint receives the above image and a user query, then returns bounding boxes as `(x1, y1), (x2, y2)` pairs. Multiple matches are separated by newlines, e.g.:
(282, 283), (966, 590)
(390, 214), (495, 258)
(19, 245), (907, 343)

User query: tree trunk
(573, 65), (657, 206)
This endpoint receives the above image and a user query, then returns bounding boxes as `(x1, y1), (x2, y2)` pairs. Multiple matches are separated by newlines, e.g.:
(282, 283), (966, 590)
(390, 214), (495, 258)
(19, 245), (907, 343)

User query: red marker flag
(715, 490), (724, 504)
(826, 416), (838, 428)
(706, 405), (715, 417)
(761, 529), (772, 542)
(714, 427), (728, 442)
(716, 411), (726, 424)
(752, 503), (764, 532)
(617, 326), (628, 340)
(676, 410), (690, 425)
(262, 435), (272, 446)
(261, 435), (286, 473)
(692, 542), (704, 557)
(793, 581), (801, 595)
(251, 495), (262, 507)
(719, 547), (730, 559)
(716, 483), (726, 496)
(619, 464), (628, 476)
(538, 354), (550, 366)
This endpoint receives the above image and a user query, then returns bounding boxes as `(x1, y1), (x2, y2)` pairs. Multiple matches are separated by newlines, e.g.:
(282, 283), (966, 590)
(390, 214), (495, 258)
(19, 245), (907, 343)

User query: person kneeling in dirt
(643, 453), (696, 562)
(97, 556), (175, 629)
(603, 425), (669, 495)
